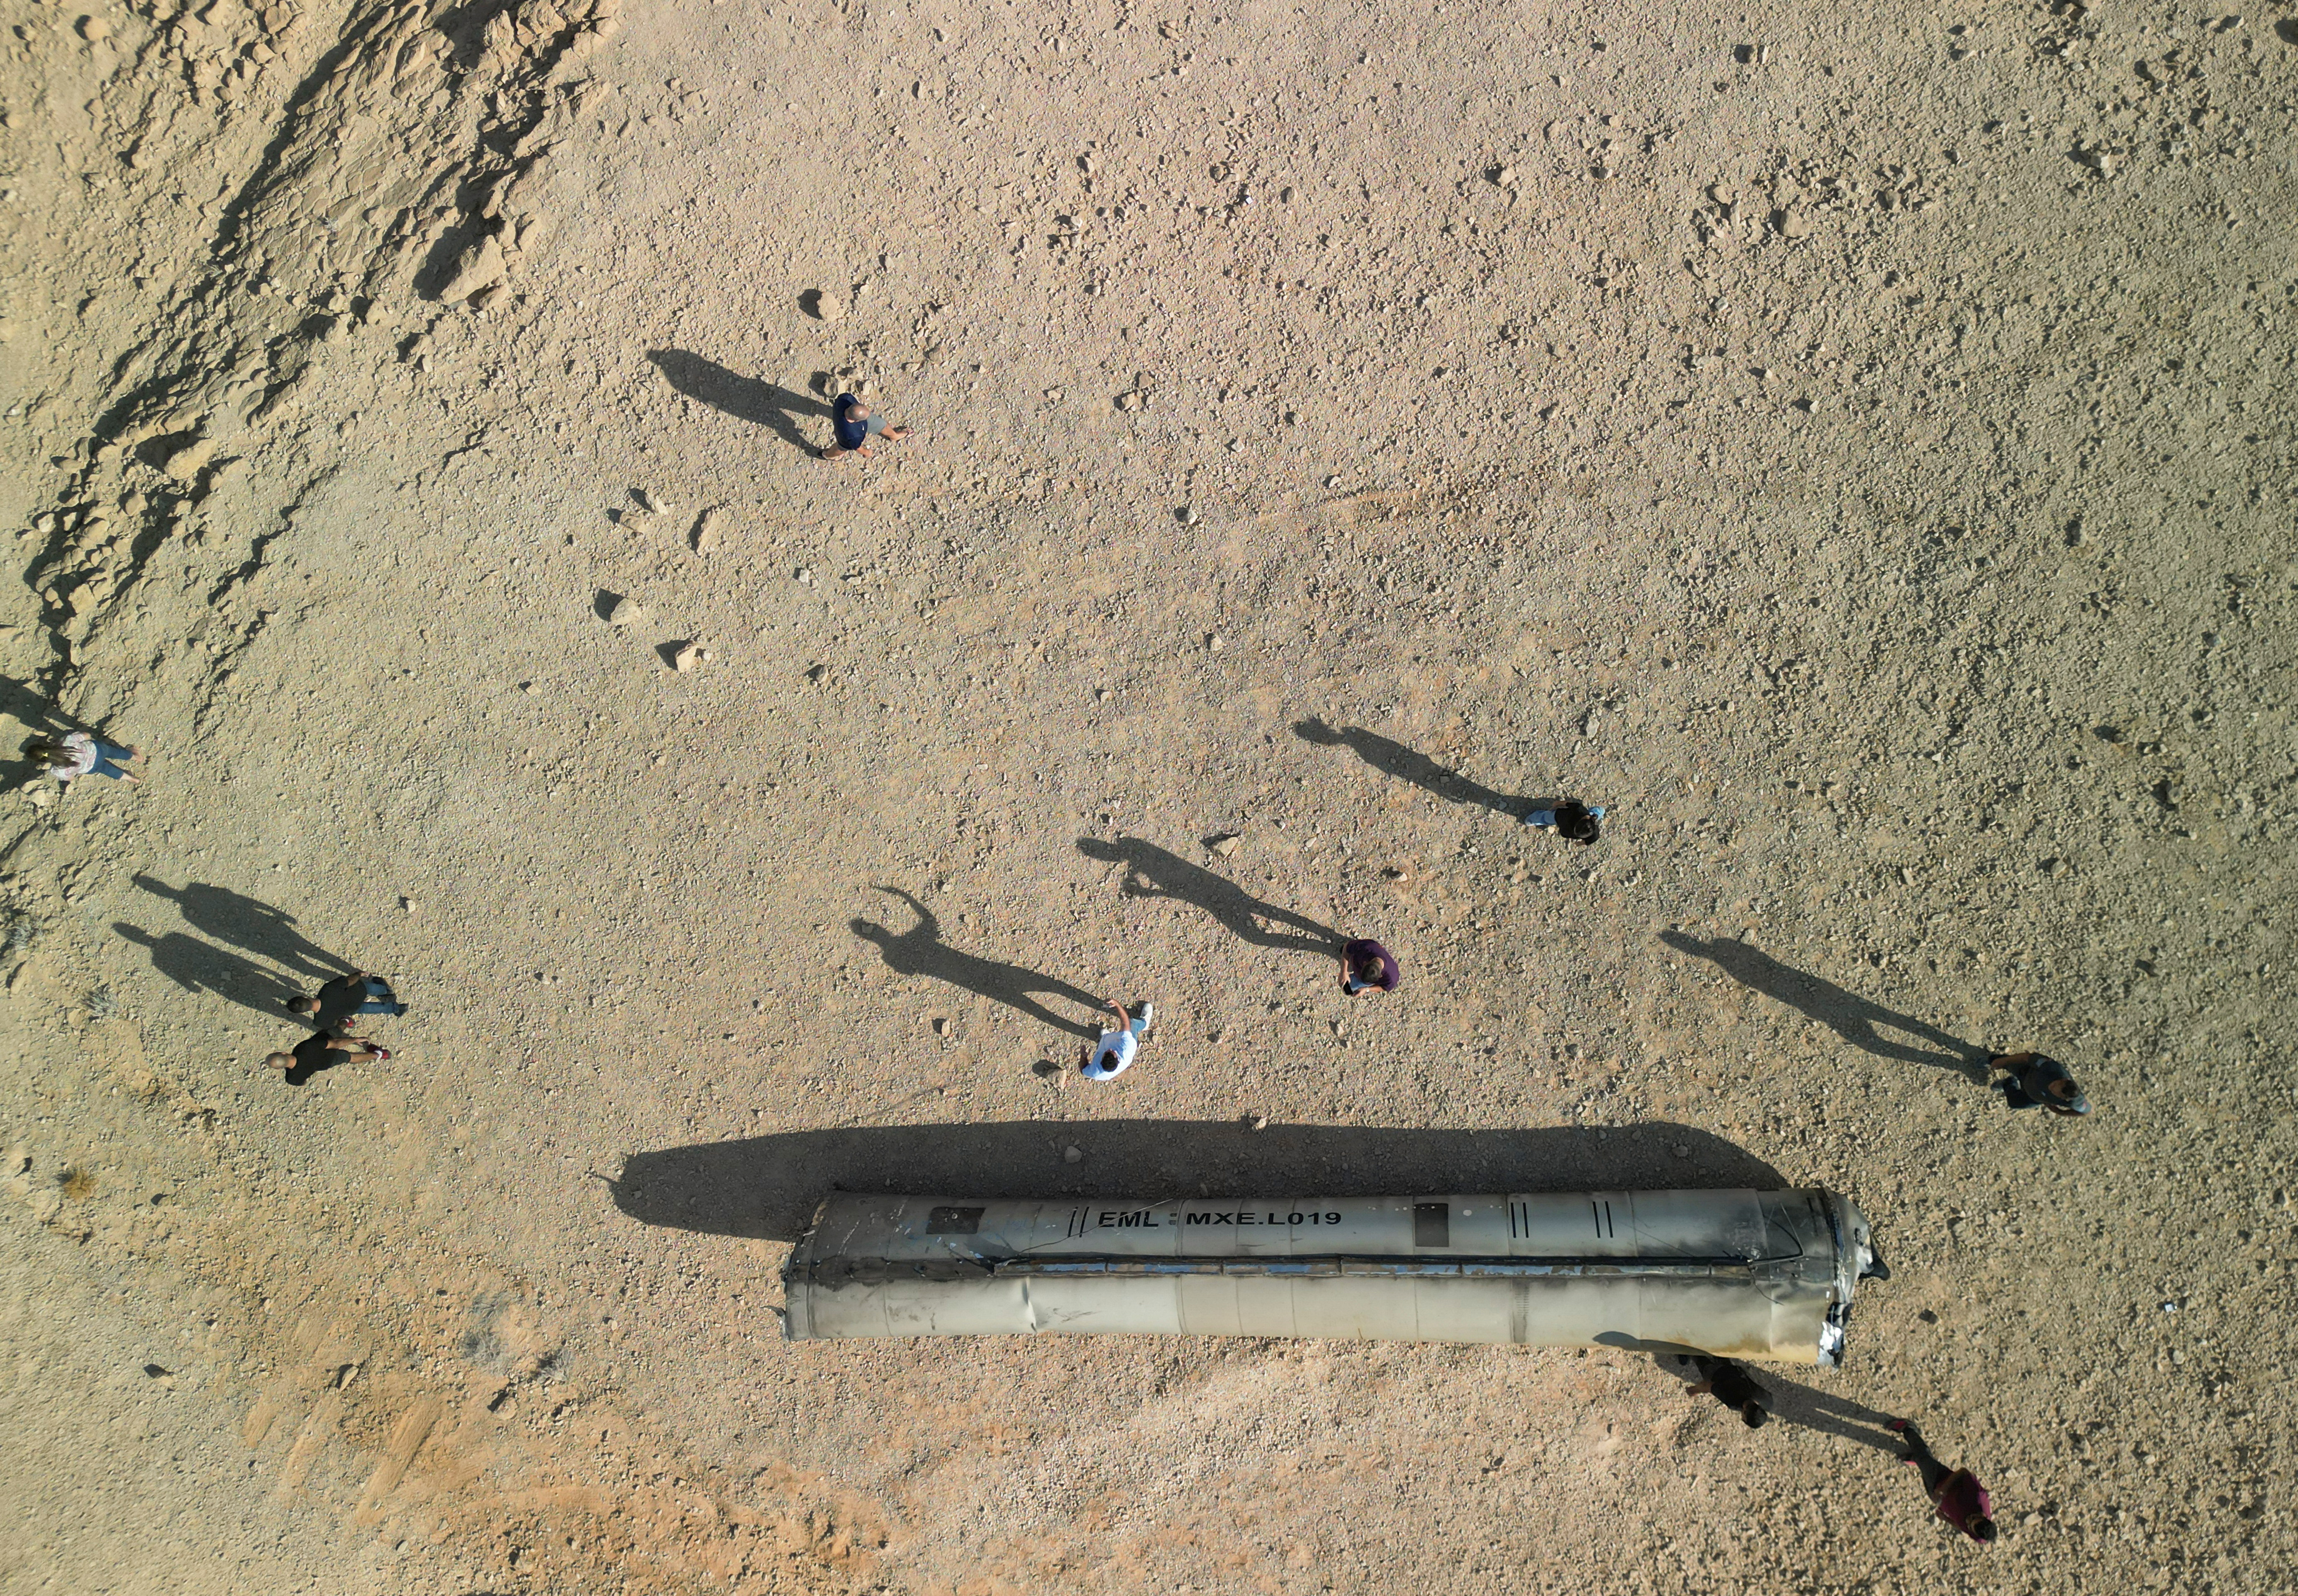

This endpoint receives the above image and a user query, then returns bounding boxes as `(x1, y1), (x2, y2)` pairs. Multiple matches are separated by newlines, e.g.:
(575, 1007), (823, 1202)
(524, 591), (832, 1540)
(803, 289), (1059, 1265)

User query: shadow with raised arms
(610, 1120), (1789, 1242)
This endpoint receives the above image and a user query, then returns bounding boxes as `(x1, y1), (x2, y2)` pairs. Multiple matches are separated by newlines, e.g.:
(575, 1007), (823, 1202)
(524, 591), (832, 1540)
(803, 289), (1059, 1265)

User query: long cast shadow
(131, 876), (351, 983)
(610, 1120), (1788, 1241)
(1077, 836), (1341, 956)
(647, 350), (828, 457)
(112, 924), (303, 1022)
(1658, 931), (1987, 1083)
(1293, 718), (1542, 818)
(852, 887), (1101, 1040)
(1648, 1355), (1903, 1454)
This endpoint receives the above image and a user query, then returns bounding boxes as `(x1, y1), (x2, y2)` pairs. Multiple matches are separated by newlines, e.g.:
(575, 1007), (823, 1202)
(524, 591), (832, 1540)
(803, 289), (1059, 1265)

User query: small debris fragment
(1206, 834), (1241, 858)
(805, 289), (845, 322)
(691, 507), (727, 552)
(1175, 505), (1198, 525)
(1249, 1114), (1269, 1132)
(669, 641), (701, 672)
(933, 1017), (951, 1036)
(1063, 1144), (1083, 1164)
(606, 596), (645, 627)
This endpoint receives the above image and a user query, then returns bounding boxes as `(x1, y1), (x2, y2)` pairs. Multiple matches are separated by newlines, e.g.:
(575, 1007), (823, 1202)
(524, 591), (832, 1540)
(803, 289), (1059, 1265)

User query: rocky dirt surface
(2, 0), (2294, 1591)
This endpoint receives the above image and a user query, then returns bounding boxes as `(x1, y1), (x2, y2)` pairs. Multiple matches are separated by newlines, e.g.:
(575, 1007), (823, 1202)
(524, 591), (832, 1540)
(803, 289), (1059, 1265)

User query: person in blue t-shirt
(821, 393), (910, 464)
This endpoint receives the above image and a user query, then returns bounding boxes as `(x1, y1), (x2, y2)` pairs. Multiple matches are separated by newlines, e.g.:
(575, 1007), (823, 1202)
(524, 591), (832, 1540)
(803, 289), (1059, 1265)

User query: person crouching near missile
(1079, 999), (1154, 1081)
(1679, 1354), (1771, 1428)
(1340, 938), (1398, 996)
(1889, 1418), (1998, 1547)
(1989, 1050), (2092, 1116)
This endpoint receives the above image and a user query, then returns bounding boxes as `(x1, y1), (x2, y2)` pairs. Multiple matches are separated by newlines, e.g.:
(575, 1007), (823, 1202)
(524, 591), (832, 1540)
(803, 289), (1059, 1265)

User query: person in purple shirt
(1340, 939), (1398, 995)
(1889, 1419), (1997, 1546)
(820, 393), (909, 464)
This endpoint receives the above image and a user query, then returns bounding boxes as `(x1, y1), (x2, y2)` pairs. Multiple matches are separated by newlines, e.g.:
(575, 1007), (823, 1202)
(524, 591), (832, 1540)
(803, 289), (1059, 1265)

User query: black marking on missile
(1591, 1200), (1617, 1239)
(1413, 1203), (1451, 1248)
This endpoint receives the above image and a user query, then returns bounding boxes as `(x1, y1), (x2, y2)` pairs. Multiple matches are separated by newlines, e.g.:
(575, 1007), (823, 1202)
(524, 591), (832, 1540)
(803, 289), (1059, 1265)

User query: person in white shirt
(26, 732), (141, 786)
(1079, 1000), (1154, 1081)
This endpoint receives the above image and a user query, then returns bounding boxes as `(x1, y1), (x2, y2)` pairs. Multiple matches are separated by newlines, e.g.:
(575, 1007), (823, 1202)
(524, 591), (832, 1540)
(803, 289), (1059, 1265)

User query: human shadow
(1076, 836), (1342, 956)
(0, 675), (67, 735)
(1658, 931), (1988, 1083)
(130, 877), (352, 984)
(610, 1119), (1789, 1241)
(647, 349), (829, 457)
(112, 924), (303, 1023)
(1650, 1355), (1904, 1454)
(1292, 718), (1543, 819)
(851, 887), (1102, 1040)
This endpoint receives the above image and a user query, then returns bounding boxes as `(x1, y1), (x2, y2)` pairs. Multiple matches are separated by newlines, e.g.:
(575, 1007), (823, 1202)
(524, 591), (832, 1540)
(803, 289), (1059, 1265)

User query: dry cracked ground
(1, 0), (2295, 1592)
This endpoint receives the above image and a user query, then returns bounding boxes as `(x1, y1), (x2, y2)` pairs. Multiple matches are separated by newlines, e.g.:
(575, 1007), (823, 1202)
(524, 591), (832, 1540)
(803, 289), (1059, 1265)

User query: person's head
(1740, 1401), (1768, 1429)
(262, 1051), (294, 1071)
(1967, 1515), (1998, 1544)
(23, 737), (70, 769)
(846, 397), (870, 420)
(285, 995), (318, 1016)
(1354, 955), (1385, 986)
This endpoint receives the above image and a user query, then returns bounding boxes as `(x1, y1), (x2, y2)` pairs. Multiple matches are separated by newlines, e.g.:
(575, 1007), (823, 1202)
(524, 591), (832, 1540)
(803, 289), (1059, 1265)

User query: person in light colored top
(26, 732), (141, 785)
(1079, 1000), (1154, 1081)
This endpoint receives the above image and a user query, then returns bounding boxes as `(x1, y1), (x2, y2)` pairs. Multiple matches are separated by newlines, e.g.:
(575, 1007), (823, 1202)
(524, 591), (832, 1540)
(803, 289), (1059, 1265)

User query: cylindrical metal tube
(782, 1189), (1885, 1365)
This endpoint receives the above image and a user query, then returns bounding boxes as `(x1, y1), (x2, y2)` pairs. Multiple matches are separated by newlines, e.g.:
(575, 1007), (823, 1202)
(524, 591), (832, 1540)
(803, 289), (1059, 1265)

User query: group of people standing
(261, 969), (409, 1085)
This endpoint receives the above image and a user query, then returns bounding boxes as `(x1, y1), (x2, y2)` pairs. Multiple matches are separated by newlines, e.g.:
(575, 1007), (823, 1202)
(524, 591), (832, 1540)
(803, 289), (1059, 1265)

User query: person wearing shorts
(1080, 1000), (1154, 1081)
(821, 393), (910, 463)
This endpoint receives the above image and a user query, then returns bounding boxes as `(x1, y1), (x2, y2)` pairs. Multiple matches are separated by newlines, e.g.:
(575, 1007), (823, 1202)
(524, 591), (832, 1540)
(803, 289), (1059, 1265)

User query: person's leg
(92, 741), (136, 765)
(1524, 809), (1556, 827)
(86, 756), (129, 779)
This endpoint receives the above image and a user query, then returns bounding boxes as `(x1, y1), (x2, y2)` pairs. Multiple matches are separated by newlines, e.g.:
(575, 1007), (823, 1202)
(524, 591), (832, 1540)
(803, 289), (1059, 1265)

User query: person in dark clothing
(1682, 1355), (1771, 1428)
(1525, 799), (1603, 842)
(287, 970), (407, 1032)
(820, 393), (909, 463)
(1991, 1050), (2092, 1116)
(265, 1031), (389, 1086)
(1340, 938), (1399, 996)
(1889, 1419), (1997, 1545)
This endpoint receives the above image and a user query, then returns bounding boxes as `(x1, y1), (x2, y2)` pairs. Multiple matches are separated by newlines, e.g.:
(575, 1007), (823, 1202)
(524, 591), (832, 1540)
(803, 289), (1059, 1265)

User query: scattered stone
(805, 289), (845, 322)
(77, 15), (111, 40)
(439, 233), (507, 302)
(1249, 1114), (1269, 1131)
(162, 434), (219, 484)
(1206, 833), (1241, 858)
(1325, 474), (1343, 488)
(1175, 505), (1198, 525)
(691, 507), (727, 552)
(933, 1017), (951, 1036)
(1063, 1144), (1083, 1163)
(1096, 688), (1112, 702)
(1488, 163), (1515, 186)
(1207, 633), (1223, 652)
(632, 487), (668, 516)
(470, 282), (509, 315)
(669, 641), (701, 672)
(1114, 390), (1143, 411)
(606, 596), (645, 627)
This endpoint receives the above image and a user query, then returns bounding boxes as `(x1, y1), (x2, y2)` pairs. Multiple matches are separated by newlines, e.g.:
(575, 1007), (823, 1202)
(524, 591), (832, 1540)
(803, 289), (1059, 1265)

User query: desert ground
(2, 0), (2294, 1591)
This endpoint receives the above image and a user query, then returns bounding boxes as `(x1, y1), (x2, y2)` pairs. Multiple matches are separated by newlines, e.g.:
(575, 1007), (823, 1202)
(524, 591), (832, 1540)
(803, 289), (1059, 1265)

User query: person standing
(1525, 799), (1603, 842)
(287, 970), (408, 1032)
(1991, 1050), (2092, 1116)
(26, 733), (141, 786)
(1889, 1419), (1998, 1545)
(1079, 1000), (1154, 1081)
(1340, 938), (1399, 996)
(265, 1032), (389, 1086)
(820, 393), (909, 464)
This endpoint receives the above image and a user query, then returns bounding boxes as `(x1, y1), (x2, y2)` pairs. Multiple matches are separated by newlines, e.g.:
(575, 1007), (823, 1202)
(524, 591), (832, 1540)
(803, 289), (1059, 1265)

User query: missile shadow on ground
(609, 1120), (1788, 1243)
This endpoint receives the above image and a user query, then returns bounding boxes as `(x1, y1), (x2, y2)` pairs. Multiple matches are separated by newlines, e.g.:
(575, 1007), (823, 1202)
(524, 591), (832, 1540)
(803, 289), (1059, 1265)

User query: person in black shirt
(287, 970), (407, 1033)
(820, 393), (909, 464)
(1990, 1051), (2092, 1116)
(1680, 1354), (1772, 1428)
(265, 1032), (389, 1086)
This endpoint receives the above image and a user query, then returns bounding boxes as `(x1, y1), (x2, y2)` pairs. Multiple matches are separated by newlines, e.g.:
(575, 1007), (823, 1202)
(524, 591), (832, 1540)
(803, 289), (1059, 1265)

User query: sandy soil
(2, 0), (2294, 1591)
